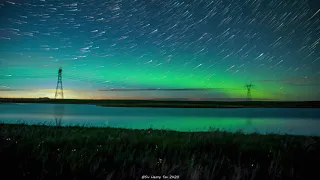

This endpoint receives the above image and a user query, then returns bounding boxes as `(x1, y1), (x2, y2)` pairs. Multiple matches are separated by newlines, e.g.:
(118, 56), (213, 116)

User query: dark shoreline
(1, 98), (320, 108)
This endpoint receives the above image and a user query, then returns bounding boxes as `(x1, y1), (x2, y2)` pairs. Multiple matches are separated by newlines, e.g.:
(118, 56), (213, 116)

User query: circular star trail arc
(0, 0), (319, 100)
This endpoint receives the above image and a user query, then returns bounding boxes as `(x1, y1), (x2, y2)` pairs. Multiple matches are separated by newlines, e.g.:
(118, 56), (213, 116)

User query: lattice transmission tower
(55, 67), (64, 99)
(245, 84), (253, 101)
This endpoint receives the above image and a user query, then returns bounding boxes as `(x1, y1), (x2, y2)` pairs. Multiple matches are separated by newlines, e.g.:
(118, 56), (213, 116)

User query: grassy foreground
(1, 124), (320, 180)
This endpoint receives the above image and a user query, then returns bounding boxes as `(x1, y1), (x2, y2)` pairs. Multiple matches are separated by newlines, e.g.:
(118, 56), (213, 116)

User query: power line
(98, 88), (235, 91)
(55, 68), (64, 99)
(1, 72), (264, 93)
(245, 84), (254, 101)
(2, 74), (241, 90)
(0, 87), (242, 92)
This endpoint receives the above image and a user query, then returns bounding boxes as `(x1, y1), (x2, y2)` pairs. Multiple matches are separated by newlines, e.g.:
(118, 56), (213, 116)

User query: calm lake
(1, 103), (320, 136)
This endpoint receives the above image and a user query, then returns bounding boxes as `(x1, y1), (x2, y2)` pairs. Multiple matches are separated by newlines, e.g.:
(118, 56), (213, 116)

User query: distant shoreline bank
(1, 98), (320, 108)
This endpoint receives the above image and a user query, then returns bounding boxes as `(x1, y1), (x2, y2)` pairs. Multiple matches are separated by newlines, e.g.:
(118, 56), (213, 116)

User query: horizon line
(1, 97), (319, 102)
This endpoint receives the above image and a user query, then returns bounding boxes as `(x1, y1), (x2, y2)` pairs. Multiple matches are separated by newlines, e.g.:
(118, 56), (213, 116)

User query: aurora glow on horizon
(0, 0), (320, 101)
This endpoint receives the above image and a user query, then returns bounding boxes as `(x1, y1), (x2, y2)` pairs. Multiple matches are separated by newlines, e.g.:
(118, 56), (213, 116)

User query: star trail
(0, 0), (319, 100)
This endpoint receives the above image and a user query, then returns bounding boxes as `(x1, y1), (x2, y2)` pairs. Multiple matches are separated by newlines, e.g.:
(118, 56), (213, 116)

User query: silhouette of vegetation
(1, 124), (319, 180)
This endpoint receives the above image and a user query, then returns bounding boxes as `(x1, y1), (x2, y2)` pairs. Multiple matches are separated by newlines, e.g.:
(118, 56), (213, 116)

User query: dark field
(0, 124), (319, 180)
(1, 98), (320, 108)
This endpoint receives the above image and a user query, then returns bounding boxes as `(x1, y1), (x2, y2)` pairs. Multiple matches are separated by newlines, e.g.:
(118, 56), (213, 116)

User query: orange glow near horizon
(0, 89), (164, 100)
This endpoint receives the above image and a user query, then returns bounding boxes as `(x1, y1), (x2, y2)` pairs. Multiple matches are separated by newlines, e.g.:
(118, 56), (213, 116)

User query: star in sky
(0, 0), (319, 100)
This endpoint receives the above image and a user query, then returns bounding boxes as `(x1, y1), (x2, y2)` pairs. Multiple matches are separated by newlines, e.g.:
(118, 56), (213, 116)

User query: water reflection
(53, 104), (64, 127)
(246, 117), (252, 126)
(1, 103), (320, 136)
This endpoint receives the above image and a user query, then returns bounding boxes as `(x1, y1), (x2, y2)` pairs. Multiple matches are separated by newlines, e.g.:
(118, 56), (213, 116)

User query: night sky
(0, 0), (319, 100)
